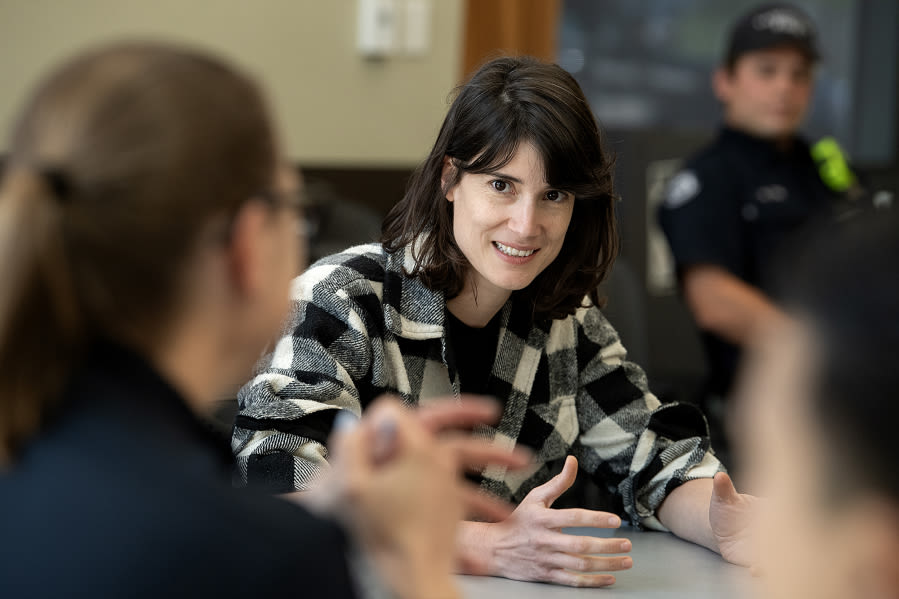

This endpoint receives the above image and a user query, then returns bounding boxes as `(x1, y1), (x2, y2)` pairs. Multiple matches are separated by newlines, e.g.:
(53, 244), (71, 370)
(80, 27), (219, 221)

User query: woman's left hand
(709, 472), (758, 567)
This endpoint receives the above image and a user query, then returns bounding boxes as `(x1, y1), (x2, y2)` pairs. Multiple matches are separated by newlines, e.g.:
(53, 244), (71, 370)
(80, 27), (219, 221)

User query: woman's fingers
(525, 455), (579, 507)
(538, 529), (632, 556)
(535, 507), (623, 529)
(544, 570), (618, 588)
(542, 550), (633, 573)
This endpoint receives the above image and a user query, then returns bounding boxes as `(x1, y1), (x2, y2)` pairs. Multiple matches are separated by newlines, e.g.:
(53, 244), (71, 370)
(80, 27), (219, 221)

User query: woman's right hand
(456, 455), (634, 587)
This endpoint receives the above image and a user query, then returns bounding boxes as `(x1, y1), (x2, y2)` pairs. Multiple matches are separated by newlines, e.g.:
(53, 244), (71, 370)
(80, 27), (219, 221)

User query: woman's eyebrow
(486, 172), (563, 191)
(483, 170), (524, 184)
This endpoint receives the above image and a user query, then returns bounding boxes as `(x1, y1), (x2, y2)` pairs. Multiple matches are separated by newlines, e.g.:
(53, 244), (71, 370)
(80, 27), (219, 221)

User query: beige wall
(0, 0), (464, 167)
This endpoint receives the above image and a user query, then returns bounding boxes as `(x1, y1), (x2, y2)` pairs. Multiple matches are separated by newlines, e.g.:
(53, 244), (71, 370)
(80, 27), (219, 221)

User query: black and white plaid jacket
(233, 243), (721, 529)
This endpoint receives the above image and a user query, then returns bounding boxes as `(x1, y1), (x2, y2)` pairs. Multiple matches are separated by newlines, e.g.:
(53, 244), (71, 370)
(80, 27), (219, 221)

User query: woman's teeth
(494, 242), (536, 257)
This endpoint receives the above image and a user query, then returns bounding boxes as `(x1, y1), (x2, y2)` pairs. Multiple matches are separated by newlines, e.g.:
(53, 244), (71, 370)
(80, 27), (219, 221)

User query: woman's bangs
(459, 130), (524, 175)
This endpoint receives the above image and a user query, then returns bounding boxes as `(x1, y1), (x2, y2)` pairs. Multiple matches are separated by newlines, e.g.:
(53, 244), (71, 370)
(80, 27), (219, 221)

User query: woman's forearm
(656, 478), (718, 552)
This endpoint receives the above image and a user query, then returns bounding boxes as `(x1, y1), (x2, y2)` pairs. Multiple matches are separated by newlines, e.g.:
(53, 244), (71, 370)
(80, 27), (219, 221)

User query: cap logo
(752, 9), (809, 37)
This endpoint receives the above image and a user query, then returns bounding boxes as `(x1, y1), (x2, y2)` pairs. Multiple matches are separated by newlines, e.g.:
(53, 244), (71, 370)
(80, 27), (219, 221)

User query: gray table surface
(457, 526), (754, 598)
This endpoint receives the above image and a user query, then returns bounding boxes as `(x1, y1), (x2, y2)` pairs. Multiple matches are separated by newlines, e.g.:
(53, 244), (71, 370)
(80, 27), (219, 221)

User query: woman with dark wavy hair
(235, 56), (756, 586)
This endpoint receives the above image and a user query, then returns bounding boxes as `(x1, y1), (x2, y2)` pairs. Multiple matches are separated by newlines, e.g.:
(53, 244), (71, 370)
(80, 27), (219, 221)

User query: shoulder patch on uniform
(664, 170), (701, 209)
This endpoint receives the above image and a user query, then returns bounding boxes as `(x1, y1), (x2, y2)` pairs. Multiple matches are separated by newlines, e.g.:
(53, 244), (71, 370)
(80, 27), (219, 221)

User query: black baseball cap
(724, 3), (820, 66)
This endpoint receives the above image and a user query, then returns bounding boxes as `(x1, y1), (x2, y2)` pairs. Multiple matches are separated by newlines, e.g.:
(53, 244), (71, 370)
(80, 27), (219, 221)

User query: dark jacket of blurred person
(0, 342), (357, 598)
(657, 3), (883, 462)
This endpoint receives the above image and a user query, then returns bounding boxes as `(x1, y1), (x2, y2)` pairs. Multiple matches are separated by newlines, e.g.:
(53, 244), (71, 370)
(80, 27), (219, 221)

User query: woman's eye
(546, 190), (567, 202)
(490, 179), (509, 192)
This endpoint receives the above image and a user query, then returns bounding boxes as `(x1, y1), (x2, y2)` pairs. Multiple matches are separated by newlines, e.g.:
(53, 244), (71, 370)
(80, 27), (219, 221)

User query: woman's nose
(507, 199), (540, 237)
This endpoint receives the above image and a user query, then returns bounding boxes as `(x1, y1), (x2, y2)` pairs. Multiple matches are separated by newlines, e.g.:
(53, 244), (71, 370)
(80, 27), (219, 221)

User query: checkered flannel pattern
(232, 243), (722, 529)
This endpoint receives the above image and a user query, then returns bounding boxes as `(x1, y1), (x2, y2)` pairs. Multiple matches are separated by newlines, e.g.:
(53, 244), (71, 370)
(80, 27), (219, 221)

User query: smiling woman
(442, 142), (576, 325)
(234, 56), (756, 588)
(382, 56), (618, 323)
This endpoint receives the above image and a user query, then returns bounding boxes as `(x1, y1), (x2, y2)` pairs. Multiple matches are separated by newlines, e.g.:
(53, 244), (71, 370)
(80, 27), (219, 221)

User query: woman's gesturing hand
(457, 455), (633, 587)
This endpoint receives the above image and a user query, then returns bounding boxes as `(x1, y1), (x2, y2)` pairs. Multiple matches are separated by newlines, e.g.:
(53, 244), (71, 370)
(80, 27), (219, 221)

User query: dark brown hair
(381, 56), (619, 321)
(0, 42), (277, 462)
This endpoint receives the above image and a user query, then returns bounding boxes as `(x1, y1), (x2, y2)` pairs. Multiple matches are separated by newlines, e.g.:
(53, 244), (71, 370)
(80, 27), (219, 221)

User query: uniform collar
(58, 339), (234, 469)
(718, 125), (811, 164)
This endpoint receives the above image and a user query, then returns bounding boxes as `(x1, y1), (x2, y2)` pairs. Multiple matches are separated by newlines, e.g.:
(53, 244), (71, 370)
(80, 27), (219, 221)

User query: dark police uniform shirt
(0, 341), (358, 599)
(658, 126), (850, 398)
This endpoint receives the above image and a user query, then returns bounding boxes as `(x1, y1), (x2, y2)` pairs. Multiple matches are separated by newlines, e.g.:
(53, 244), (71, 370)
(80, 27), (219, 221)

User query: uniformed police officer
(658, 3), (872, 464)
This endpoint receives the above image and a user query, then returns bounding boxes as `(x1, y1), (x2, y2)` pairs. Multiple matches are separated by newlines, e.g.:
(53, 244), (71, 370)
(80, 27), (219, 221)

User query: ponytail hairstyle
(0, 42), (277, 463)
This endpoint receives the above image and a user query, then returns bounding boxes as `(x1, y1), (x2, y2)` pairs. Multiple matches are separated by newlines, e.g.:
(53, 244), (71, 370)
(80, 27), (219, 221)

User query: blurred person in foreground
(658, 3), (880, 464)
(737, 210), (899, 599)
(0, 41), (526, 599)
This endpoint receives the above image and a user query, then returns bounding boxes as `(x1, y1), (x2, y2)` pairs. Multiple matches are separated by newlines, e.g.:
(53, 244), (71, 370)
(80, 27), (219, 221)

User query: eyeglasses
(256, 187), (319, 240)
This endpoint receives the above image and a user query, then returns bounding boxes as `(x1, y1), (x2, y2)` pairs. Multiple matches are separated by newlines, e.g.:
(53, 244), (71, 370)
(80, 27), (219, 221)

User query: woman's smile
(493, 241), (539, 259)
(445, 142), (574, 311)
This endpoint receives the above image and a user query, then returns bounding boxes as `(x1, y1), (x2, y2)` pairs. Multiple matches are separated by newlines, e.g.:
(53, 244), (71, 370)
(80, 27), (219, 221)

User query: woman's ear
(441, 156), (456, 202)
